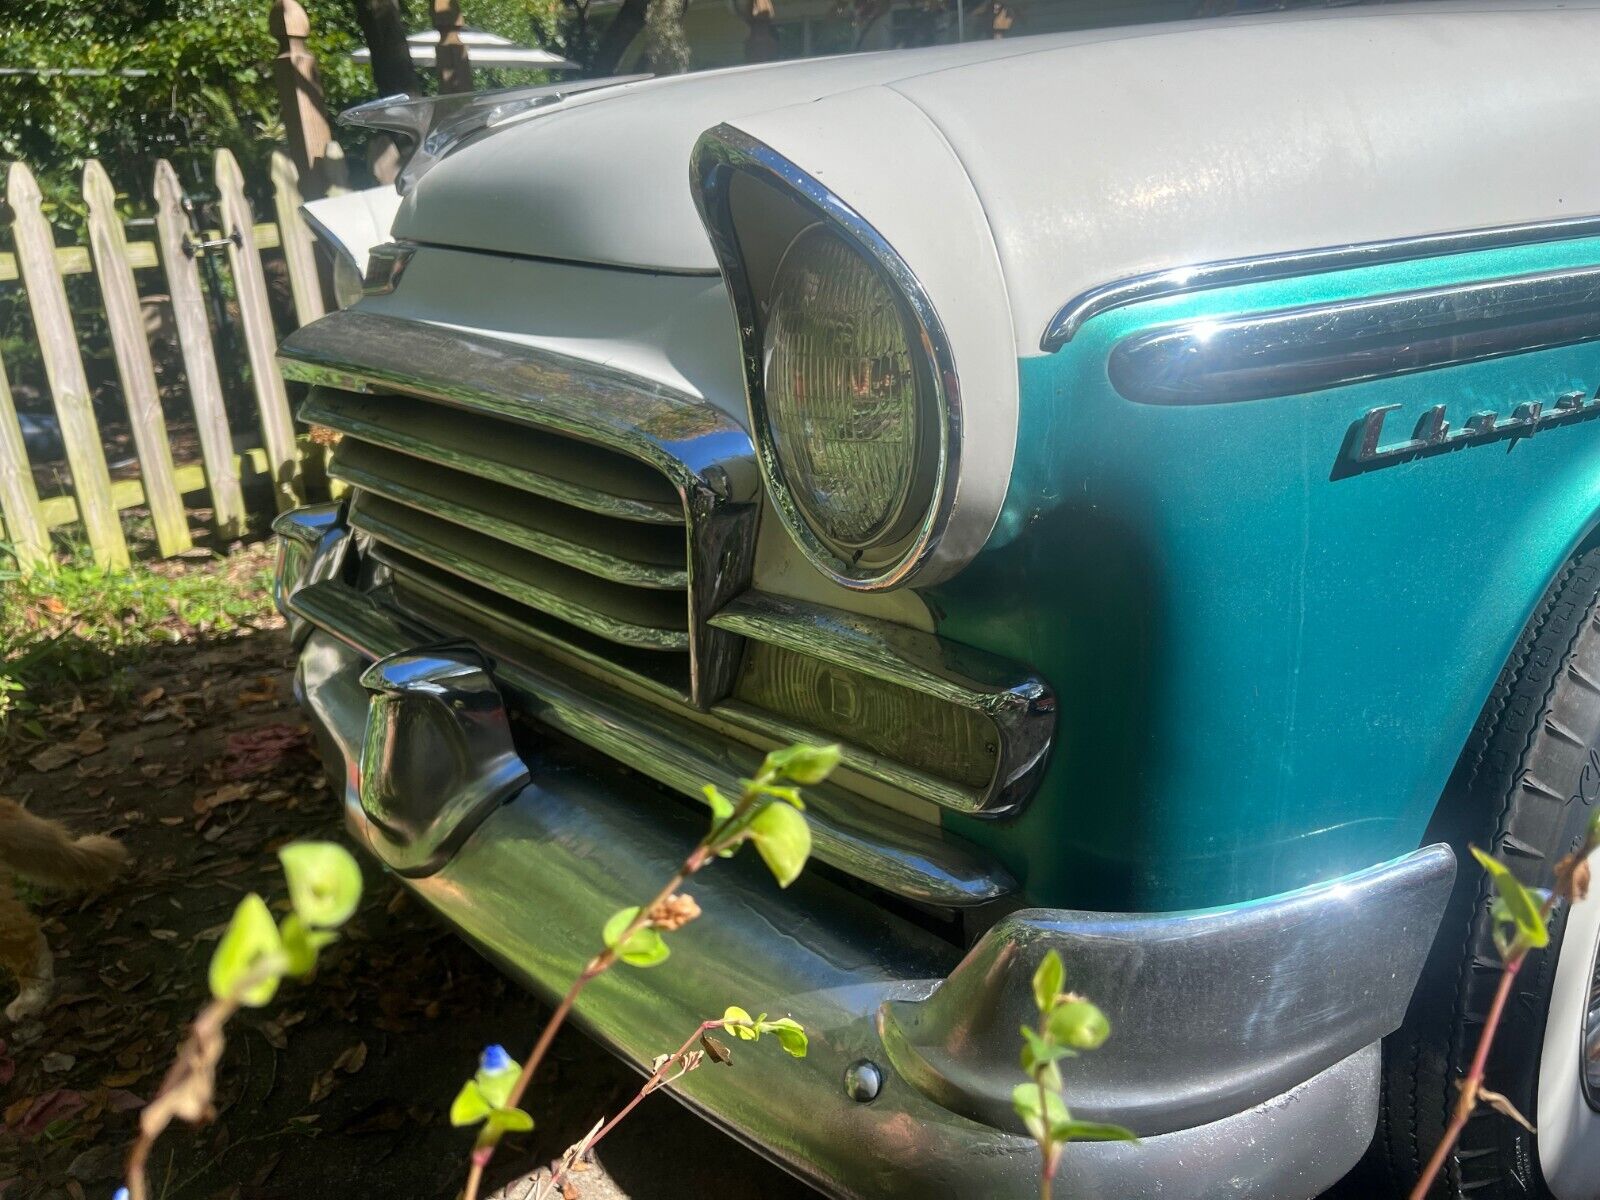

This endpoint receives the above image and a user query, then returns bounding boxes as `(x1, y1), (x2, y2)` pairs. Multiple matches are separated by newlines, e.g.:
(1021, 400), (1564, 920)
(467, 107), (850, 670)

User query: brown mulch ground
(0, 552), (816, 1200)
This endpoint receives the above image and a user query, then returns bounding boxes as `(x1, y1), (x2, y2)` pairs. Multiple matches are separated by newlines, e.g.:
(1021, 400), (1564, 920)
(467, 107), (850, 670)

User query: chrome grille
(281, 313), (759, 705)
(310, 387), (695, 686)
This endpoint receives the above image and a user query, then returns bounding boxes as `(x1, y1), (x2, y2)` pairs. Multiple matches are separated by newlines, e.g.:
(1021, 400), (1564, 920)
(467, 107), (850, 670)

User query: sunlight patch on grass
(0, 542), (277, 726)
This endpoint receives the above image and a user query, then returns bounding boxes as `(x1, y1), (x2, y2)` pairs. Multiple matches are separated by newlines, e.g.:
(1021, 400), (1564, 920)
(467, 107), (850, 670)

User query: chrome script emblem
(1334, 387), (1600, 478)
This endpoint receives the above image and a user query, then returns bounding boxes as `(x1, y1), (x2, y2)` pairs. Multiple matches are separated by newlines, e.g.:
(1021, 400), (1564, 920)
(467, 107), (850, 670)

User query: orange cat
(0, 795), (129, 1022)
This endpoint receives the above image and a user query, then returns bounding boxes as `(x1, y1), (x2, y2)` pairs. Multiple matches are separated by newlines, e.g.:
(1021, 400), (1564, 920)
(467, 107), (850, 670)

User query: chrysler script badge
(1334, 387), (1600, 479)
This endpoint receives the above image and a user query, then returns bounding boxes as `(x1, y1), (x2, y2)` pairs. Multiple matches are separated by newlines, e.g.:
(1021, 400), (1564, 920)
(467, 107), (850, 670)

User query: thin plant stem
(126, 955), (284, 1200)
(1408, 957), (1523, 1200)
(1408, 861), (1588, 1200)
(463, 776), (774, 1200)
(1034, 1012), (1055, 1200)
(544, 1019), (727, 1195)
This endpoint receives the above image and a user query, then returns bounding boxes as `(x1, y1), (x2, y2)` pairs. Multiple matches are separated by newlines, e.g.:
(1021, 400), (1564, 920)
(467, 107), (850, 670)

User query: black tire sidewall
(1405, 548), (1600, 1198)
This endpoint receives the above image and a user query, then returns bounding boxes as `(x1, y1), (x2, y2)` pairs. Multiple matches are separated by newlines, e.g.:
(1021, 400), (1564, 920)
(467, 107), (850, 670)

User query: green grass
(0, 542), (276, 727)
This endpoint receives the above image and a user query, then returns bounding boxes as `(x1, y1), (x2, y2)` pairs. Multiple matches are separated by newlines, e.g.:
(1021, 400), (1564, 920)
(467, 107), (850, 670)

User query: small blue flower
(113, 1189), (131, 1200)
(479, 1044), (513, 1074)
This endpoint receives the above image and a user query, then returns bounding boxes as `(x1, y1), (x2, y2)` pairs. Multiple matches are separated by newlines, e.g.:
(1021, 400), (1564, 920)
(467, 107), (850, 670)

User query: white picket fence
(0, 147), (327, 573)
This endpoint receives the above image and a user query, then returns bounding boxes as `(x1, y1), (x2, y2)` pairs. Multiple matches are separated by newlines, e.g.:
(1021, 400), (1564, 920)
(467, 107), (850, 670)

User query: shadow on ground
(1, 605), (816, 1200)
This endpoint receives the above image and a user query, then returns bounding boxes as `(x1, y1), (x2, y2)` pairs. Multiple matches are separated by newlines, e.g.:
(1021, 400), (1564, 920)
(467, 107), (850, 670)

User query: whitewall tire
(1538, 847), (1600, 1200)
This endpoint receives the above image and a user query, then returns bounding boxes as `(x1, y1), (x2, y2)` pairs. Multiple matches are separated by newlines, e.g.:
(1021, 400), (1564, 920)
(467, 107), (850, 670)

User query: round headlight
(761, 224), (943, 583)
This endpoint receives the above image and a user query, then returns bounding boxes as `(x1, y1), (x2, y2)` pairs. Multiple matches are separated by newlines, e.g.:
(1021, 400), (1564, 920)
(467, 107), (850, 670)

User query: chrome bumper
(279, 519), (1455, 1199)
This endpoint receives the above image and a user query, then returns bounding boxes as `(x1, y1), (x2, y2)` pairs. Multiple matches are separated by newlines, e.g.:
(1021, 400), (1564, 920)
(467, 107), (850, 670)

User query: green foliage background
(0, 0), (566, 403)
(0, 0), (566, 223)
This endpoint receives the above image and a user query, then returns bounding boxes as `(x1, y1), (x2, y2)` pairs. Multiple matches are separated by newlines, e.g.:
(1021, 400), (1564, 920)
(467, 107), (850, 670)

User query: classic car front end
(275, 7), (1600, 1197)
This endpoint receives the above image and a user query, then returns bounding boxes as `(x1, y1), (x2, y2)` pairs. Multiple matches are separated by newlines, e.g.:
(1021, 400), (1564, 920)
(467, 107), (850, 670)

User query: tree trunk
(590, 0), (650, 76)
(352, 0), (421, 96)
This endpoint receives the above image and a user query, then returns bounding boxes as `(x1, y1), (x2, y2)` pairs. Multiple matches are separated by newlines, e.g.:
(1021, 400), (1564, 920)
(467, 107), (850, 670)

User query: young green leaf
(1031, 950), (1065, 1016)
(701, 783), (734, 823)
(1011, 1081), (1070, 1143)
(723, 1005), (759, 1041)
(208, 893), (284, 1006)
(763, 742), (842, 786)
(1050, 1118), (1138, 1144)
(1471, 846), (1550, 949)
(1048, 999), (1111, 1051)
(602, 906), (671, 967)
(449, 1079), (493, 1126)
(757, 784), (806, 811)
(486, 1107), (535, 1134)
(1020, 1026), (1072, 1074)
(278, 841), (363, 929)
(759, 1016), (808, 1058)
(747, 800), (811, 888)
(278, 913), (336, 978)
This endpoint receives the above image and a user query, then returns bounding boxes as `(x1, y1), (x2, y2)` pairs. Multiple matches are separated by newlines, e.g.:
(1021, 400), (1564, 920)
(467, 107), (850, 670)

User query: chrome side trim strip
(289, 578), (1016, 907)
(1108, 265), (1600, 406)
(279, 309), (757, 705)
(881, 844), (1455, 1136)
(710, 591), (1054, 815)
(1042, 211), (1600, 351)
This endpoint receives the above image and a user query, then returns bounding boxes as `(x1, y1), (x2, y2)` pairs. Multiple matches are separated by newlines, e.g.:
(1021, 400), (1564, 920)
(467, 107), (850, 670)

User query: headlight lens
(762, 224), (937, 567)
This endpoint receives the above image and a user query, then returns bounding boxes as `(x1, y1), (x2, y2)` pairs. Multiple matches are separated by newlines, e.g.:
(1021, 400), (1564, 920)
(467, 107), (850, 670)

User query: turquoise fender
(930, 234), (1600, 912)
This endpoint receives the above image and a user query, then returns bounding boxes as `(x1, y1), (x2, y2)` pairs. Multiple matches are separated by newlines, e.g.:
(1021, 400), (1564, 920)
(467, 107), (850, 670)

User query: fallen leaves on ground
(0, 547), (815, 1200)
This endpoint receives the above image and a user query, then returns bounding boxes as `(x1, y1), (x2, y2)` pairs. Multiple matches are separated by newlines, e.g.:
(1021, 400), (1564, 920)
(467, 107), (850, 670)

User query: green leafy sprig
(1014, 950), (1135, 1200)
(123, 842), (363, 1200)
(459, 742), (840, 1200)
(1409, 811), (1599, 1199)
(535, 1006), (809, 1199)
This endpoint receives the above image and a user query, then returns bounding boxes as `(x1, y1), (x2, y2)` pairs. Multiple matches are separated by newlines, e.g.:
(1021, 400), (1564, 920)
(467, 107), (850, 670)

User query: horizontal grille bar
(331, 439), (689, 590)
(288, 577), (1014, 907)
(350, 493), (691, 651)
(304, 387), (685, 526)
(382, 551), (691, 700)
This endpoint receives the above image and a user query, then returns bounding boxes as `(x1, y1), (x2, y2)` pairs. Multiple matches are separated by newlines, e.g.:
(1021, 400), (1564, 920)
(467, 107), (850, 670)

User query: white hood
(394, 2), (1600, 353)
(391, 39), (1037, 274)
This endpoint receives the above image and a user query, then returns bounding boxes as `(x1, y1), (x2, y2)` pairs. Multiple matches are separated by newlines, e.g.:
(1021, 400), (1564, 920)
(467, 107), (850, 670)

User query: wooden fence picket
(0, 346), (50, 571)
(153, 159), (246, 540)
(0, 151), (328, 570)
(83, 159), (193, 557)
(6, 162), (129, 570)
(271, 150), (325, 328)
(215, 149), (301, 512)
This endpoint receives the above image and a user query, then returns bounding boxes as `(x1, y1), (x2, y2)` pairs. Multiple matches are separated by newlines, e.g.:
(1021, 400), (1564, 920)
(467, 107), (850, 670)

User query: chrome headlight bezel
(691, 124), (963, 592)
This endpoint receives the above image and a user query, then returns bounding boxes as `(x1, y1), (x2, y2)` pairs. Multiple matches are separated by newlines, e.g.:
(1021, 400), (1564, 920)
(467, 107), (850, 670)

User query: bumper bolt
(843, 1059), (882, 1103)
